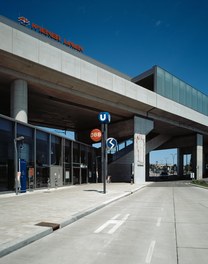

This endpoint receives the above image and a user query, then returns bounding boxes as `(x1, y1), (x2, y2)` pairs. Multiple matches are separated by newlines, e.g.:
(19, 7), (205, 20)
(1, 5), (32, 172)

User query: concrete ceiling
(0, 50), (207, 146)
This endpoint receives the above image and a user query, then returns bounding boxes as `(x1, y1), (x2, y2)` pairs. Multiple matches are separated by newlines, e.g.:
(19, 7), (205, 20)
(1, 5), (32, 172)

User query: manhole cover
(36, 222), (60, 231)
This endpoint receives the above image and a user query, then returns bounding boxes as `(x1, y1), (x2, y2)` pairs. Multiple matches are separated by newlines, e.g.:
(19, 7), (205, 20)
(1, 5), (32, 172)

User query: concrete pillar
(196, 134), (203, 179)
(177, 148), (183, 177)
(134, 116), (154, 183)
(10, 80), (28, 123)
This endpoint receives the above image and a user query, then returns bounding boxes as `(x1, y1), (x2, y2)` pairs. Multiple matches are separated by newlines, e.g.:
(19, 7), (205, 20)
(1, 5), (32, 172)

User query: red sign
(90, 129), (102, 142)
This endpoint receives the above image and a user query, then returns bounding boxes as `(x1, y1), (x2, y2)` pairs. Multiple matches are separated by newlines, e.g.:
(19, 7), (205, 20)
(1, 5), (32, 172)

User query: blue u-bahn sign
(98, 112), (111, 124)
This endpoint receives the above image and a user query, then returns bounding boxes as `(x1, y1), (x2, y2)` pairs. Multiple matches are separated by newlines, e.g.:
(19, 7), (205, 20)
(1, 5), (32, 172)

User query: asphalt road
(1, 181), (208, 264)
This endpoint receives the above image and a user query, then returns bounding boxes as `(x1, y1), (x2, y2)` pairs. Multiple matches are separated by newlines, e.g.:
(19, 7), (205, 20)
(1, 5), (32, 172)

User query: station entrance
(0, 115), (97, 192)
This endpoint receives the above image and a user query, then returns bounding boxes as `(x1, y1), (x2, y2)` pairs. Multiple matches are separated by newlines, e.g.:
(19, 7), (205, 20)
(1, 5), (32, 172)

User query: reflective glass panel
(36, 130), (49, 188)
(0, 118), (14, 191)
(51, 135), (62, 165)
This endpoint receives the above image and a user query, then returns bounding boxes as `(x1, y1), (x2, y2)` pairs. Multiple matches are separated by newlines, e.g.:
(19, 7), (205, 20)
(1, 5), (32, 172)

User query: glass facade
(0, 115), (96, 192)
(64, 139), (72, 185)
(156, 66), (208, 116)
(0, 118), (14, 191)
(73, 142), (81, 184)
(17, 124), (35, 190)
(36, 130), (50, 188)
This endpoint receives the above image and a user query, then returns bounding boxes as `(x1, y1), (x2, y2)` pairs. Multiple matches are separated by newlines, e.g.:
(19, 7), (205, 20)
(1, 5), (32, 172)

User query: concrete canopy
(0, 15), (208, 147)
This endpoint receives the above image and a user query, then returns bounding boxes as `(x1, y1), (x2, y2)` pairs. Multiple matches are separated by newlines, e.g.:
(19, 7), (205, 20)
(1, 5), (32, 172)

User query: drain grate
(36, 222), (60, 231)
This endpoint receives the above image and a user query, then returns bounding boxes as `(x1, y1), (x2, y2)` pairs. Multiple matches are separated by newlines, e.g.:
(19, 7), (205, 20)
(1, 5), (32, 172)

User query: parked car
(159, 171), (169, 180)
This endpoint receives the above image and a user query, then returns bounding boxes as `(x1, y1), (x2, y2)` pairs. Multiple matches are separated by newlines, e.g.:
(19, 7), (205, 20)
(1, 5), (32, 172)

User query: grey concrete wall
(1, 19), (208, 129)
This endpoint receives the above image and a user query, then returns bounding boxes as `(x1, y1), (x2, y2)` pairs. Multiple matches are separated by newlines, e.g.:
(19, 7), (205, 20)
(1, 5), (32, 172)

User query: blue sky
(1, 0), (208, 92)
(1, 0), (207, 163)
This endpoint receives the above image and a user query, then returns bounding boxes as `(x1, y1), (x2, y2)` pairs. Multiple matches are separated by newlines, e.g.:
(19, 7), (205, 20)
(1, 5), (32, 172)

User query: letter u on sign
(98, 112), (111, 124)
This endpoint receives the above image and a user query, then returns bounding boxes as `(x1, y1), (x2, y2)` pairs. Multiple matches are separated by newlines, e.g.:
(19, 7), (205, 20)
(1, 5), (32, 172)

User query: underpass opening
(149, 148), (178, 181)
(183, 153), (193, 179)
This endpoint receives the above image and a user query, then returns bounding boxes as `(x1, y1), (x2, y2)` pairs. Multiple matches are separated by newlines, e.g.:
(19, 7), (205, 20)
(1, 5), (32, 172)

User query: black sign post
(101, 123), (107, 193)
(98, 112), (111, 194)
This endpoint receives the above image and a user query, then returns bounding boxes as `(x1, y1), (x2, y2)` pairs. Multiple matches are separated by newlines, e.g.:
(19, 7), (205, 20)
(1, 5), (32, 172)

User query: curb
(0, 185), (145, 258)
(0, 228), (52, 258)
(189, 182), (208, 190)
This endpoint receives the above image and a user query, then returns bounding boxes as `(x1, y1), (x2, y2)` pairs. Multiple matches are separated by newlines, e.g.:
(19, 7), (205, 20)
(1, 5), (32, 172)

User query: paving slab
(0, 183), (147, 257)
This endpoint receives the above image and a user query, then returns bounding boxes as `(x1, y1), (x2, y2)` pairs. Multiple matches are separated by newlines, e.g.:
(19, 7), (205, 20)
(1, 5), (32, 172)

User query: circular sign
(98, 112), (111, 124)
(106, 137), (117, 150)
(90, 128), (102, 142)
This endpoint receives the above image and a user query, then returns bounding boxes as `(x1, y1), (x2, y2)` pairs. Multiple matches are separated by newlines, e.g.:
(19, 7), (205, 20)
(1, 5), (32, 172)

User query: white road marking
(107, 219), (125, 234)
(111, 214), (120, 220)
(145, 240), (156, 263)
(122, 214), (130, 221)
(156, 217), (162, 227)
(94, 214), (130, 234)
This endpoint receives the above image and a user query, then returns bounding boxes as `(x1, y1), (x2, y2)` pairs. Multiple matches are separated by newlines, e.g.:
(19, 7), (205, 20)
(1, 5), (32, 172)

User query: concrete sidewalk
(0, 183), (147, 257)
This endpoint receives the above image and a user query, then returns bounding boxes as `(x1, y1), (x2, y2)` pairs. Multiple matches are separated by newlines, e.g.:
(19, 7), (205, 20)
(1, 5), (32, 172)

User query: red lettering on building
(64, 39), (83, 52)
(25, 19), (83, 52)
(32, 23), (61, 42)
(31, 23), (40, 30)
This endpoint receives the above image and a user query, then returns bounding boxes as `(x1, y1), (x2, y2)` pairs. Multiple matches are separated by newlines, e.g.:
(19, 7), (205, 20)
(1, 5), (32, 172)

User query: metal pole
(14, 139), (18, 195)
(98, 112), (110, 194)
(104, 123), (108, 194)
(101, 124), (105, 193)
(101, 124), (108, 194)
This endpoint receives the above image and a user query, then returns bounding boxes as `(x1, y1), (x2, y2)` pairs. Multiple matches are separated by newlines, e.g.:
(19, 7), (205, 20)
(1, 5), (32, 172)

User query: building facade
(0, 115), (96, 192)
(1, 15), (208, 193)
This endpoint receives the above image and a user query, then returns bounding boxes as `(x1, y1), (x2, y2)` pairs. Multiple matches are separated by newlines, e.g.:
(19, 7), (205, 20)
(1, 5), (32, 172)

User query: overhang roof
(0, 16), (208, 146)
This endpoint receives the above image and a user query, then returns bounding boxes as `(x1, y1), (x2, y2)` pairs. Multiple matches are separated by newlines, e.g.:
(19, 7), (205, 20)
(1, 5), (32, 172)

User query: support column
(10, 79), (28, 123)
(177, 148), (183, 177)
(196, 134), (203, 180)
(134, 116), (154, 183)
